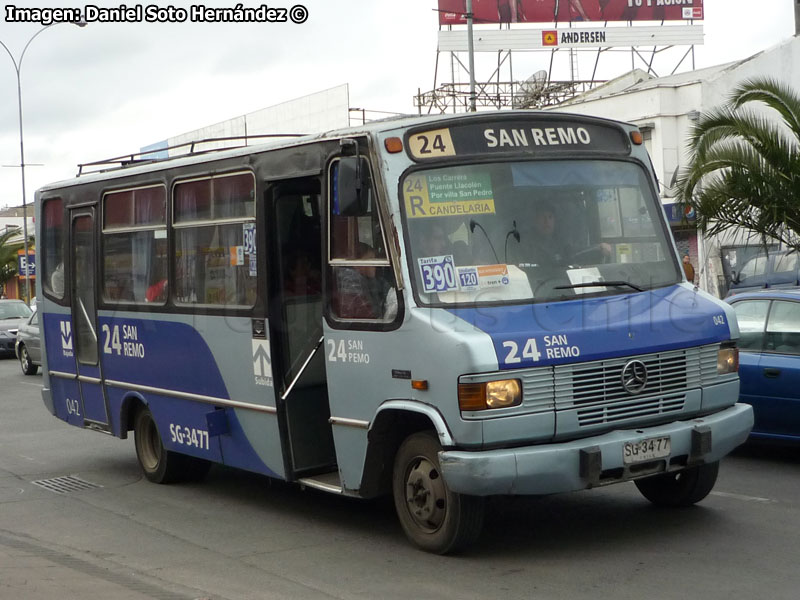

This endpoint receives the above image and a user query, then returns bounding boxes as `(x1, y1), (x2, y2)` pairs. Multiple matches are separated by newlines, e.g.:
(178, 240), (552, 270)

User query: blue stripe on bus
(445, 285), (732, 369)
(42, 313), (281, 479)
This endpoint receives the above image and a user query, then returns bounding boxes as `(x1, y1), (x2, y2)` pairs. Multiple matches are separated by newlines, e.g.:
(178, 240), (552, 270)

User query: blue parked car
(727, 289), (800, 442)
(726, 249), (800, 297)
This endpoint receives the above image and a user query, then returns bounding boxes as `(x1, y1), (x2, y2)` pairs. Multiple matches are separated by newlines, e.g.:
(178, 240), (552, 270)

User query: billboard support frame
(416, 16), (703, 113)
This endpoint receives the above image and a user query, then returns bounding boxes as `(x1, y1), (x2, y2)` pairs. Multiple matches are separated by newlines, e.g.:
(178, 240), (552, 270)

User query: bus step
(297, 471), (342, 494)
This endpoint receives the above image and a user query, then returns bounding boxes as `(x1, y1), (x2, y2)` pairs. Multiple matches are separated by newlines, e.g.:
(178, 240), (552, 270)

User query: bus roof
(36, 110), (637, 194)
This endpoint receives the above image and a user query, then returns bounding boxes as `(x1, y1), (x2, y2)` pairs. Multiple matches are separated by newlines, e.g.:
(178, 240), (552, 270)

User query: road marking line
(711, 491), (774, 503)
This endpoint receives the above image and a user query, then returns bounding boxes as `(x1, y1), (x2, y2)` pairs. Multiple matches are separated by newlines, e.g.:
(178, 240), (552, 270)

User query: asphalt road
(1, 355), (799, 600)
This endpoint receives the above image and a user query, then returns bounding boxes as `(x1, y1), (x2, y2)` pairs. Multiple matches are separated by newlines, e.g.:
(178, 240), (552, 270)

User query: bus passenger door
(70, 210), (110, 431)
(268, 179), (336, 476)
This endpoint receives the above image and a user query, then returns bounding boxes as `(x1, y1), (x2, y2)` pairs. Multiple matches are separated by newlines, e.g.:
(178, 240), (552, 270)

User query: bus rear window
(41, 197), (65, 299)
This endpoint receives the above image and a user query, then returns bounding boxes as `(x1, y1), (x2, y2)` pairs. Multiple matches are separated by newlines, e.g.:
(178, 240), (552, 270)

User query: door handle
(763, 368), (781, 378)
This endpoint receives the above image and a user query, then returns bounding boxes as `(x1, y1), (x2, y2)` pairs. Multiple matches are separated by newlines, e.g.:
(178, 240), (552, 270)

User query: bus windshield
(402, 159), (681, 305)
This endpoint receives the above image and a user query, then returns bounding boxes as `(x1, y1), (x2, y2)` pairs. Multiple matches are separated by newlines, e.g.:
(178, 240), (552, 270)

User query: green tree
(0, 227), (31, 296)
(677, 77), (800, 250)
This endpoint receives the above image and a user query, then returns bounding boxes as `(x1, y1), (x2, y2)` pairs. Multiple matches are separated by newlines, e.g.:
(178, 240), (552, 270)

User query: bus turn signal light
(385, 137), (403, 153)
(630, 131), (644, 145)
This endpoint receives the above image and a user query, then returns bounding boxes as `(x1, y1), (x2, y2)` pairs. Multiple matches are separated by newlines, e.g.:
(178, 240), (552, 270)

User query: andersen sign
(438, 24), (703, 52)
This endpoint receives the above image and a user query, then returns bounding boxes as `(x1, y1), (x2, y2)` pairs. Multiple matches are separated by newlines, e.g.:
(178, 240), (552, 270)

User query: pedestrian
(682, 253), (695, 283)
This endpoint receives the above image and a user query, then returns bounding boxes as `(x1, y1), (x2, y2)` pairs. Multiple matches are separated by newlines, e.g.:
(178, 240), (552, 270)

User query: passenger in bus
(146, 278), (168, 303)
(285, 252), (322, 297)
(334, 244), (395, 320)
(145, 260), (169, 303)
(418, 221), (471, 265)
(50, 262), (65, 296)
(419, 222), (450, 257)
(528, 201), (611, 266)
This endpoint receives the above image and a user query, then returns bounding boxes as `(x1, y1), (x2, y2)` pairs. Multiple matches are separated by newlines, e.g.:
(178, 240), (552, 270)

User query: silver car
(15, 308), (41, 375)
(0, 299), (33, 359)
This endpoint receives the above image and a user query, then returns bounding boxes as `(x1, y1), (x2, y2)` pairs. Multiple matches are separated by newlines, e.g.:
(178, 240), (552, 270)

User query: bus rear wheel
(635, 461), (719, 507)
(392, 431), (484, 554)
(133, 406), (210, 484)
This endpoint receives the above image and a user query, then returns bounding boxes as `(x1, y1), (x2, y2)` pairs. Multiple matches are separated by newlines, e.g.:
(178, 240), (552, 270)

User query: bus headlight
(718, 347), (739, 374)
(458, 379), (522, 411)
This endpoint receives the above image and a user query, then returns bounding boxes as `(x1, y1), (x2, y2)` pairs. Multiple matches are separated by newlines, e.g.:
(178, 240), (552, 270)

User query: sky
(0, 0), (796, 210)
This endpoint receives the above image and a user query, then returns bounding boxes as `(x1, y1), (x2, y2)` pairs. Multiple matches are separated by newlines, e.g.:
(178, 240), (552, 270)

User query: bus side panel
(98, 316), (230, 399)
(49, 377), (82, 426)
(218, 409), (284, 479)
(98, 312), (287, 479)
(42, 312), (77, 374)
(41, 311), (82, 426)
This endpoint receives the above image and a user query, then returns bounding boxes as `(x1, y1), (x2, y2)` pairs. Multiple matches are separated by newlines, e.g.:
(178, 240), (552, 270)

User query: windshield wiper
(554, 280), (644, 292)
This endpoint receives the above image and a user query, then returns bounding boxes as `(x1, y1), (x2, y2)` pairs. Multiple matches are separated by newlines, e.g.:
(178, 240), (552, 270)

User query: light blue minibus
(36, 111), (753, 553)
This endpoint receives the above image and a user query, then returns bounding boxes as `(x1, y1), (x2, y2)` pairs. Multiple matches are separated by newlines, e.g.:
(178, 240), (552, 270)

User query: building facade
(549, 35), (800, 297)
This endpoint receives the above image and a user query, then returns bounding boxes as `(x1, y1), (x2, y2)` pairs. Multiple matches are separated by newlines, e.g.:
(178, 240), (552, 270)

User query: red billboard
(438, 0), (704, 24)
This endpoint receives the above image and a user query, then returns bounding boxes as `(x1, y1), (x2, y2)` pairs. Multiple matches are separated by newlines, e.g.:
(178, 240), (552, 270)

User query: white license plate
(623, 436), (671, 464)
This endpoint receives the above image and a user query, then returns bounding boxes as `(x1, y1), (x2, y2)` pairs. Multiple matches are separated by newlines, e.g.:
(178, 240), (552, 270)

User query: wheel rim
(404, 455), (448, 532)
(20, 347), (29, 369)
(138, 414), (162, 472)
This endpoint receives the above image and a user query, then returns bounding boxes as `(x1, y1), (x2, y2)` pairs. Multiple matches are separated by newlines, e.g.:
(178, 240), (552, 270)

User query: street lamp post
(0, 21), (85, 303)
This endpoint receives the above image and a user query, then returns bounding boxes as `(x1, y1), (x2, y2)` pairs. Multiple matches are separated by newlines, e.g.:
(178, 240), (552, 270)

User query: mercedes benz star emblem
(621, 360), (648, 394)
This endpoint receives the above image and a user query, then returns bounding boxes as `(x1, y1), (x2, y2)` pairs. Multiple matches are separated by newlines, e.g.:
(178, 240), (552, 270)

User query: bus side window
(328, 158), (397, 323)
(42, 198), (65, 300)
(102, 186), (168, 304)
(173, 173), (257, 307)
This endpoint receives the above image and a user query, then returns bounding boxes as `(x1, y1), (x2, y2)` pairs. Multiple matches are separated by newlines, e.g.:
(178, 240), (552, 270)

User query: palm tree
(0, 227), (31, 296)
(677, 77), (800, 250)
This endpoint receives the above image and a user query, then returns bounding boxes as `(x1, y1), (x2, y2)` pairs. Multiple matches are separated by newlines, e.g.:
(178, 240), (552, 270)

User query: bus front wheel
(133, 407), (210, 484)
(635, 461), (720, 507)
(392, 431), (484, 554)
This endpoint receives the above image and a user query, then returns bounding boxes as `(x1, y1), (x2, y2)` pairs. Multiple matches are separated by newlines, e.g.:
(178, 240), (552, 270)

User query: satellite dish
(518, 70), (548, 94)
(514, 70), (550, 108)
(669, 166), (680, 188)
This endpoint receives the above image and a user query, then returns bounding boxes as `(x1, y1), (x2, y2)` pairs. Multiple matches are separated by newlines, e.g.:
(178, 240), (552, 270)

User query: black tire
(635, 461), (720, 507)
(18, 344), (38, 376)
(133, 407), (210, 484)
(392, 431), (484, 554)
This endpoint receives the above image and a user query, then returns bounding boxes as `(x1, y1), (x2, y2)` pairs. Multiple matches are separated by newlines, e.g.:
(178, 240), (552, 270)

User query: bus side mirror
(335, 157), (369, 216)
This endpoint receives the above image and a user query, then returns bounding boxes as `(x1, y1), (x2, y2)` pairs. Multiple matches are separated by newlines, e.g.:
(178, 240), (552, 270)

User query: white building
(141, 85), (353, 159)
(550, 34), (800, 297)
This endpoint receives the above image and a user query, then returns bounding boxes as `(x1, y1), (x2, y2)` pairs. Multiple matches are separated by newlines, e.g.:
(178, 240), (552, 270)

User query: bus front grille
(552, 346), (717, 427)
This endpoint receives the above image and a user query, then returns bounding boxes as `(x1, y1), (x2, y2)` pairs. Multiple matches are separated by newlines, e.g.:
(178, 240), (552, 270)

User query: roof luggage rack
(76, 133), (306, 176)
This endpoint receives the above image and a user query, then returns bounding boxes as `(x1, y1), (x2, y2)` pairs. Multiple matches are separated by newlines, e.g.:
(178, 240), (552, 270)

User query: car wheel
(635, 461), (719, 507)
(18, 344), (38, 375)
(392, 431), (484, 554)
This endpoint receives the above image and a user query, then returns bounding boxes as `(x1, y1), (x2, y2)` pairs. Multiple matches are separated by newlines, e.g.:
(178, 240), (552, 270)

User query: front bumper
(439, 403), (754, 496)
(0, 336), (15, 356)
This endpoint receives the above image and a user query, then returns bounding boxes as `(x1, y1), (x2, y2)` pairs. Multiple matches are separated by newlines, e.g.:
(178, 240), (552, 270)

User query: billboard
(438, 25), (703, 51)
(438, 0), (704, 25)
